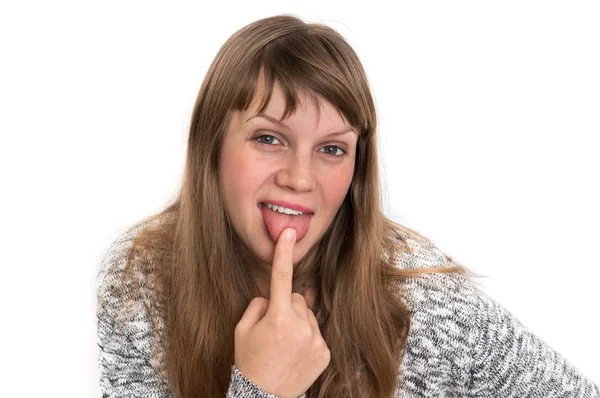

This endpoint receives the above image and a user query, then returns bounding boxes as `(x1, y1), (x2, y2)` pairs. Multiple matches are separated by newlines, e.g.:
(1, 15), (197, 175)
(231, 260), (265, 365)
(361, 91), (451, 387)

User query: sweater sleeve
(227, 365), (307, 398)
(96, 226), (174, 398)
(468, 288), (600, 397)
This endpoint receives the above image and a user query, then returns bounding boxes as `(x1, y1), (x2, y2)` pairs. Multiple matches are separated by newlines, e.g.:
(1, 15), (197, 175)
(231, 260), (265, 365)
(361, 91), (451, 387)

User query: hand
(234, 228), (331, 398)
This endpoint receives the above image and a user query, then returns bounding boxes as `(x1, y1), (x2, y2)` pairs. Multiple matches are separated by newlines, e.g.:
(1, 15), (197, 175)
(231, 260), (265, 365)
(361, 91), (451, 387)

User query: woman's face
(218, 79), (357, 276)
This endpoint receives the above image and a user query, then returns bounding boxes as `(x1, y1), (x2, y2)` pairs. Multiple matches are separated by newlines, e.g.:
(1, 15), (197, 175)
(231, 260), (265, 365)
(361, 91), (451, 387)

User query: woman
(96, 15), (599, 397)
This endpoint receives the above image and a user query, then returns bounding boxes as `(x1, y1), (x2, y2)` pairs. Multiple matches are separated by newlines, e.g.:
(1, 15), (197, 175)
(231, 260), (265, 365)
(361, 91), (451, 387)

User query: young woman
(96, 15), (599, 398)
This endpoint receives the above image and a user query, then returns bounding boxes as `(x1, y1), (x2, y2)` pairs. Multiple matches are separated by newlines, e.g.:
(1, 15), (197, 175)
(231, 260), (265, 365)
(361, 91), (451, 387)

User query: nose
(275, 151), (316, 192)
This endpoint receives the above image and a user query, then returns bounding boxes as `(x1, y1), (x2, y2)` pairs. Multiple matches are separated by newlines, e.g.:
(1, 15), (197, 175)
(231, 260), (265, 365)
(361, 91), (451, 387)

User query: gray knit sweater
(97, 220), (599, 397)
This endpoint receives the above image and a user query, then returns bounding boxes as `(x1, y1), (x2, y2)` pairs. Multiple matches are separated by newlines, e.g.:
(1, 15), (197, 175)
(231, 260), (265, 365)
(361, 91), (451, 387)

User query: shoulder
(390, 229), (480, 305)
(388, 228), (484, 340)
(388, 227), (457, 271)
(96, 217), (166, 364)
(96, 219), (154, 307)
(388, 230), (487, 389)
(97, 214), (170, 296)
(97, 218), (172, 395)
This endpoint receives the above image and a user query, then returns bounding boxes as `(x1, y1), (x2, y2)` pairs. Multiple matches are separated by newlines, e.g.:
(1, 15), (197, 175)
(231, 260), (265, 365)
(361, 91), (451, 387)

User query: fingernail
(285, 228), (296, 242)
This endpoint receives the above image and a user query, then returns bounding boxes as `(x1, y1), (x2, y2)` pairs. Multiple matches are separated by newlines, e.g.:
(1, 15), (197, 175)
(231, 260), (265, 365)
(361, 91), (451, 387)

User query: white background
(1, 1), (598, 396)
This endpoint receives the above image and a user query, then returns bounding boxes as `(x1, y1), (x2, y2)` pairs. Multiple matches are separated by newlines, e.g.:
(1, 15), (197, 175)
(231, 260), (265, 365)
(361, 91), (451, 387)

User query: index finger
(267, 228), (296, 312)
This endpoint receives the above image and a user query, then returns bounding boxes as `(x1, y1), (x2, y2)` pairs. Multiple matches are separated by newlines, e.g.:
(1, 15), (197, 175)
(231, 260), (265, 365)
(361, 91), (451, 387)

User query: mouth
(258, 202), (314, 243)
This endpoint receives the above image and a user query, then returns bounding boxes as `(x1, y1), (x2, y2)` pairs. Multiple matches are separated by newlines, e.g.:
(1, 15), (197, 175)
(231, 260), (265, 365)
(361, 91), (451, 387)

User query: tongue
(260, 204), (312, 243)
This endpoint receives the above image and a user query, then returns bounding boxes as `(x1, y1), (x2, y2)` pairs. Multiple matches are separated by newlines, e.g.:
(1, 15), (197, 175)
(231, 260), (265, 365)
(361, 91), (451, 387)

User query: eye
(254, 134), (282, 146)
(254, 134), (346, 158)
(319, 145), (346, 157)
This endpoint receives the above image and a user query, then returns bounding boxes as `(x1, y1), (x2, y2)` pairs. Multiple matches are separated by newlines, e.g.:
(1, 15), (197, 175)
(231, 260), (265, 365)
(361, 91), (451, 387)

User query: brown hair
(120, 14), (477, 397)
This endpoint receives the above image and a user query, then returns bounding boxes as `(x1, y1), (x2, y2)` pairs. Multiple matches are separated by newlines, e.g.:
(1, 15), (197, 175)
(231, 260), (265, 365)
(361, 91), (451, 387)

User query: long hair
(120, 15), (476, 397)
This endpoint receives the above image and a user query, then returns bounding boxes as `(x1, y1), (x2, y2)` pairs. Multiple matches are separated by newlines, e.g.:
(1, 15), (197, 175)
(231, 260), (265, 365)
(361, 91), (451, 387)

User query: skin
(218, 77), (357, 303)
(234, 227), (331, 397)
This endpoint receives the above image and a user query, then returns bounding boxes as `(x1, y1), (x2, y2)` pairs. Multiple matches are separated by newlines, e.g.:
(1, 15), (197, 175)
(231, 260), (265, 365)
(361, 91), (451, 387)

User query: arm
(97, 301), (173, 397)
(97, 227), (173, 398)
(468, 288), (600, 397)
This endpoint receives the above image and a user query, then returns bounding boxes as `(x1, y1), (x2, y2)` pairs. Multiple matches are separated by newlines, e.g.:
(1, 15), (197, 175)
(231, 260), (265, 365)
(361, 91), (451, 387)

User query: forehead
(242, 79), (348, 129)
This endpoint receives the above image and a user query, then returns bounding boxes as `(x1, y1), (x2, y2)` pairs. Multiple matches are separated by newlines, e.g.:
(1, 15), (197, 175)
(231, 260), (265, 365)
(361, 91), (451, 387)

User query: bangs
(229, 30), (371, 137)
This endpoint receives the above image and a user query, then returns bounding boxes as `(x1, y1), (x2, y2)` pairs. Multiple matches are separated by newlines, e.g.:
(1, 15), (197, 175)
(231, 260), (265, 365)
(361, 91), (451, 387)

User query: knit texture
(97, 220), (599, 397)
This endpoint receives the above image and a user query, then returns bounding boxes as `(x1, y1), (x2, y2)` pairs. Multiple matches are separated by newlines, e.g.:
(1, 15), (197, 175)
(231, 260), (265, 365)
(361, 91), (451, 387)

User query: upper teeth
(265, 203), (304, 215)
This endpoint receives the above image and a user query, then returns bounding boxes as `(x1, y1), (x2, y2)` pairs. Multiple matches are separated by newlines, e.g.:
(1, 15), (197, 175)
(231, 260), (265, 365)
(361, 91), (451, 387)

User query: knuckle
(321, 346), (331, 362)
(274, 270), (292, 281)
(234, 324), (246, 338)
(295, 325), (312, 344)
(250, 297), (266, 306)
(315, 336), (328, 350)
(267, 313), (290, 331)
(291, 292), (305, 304)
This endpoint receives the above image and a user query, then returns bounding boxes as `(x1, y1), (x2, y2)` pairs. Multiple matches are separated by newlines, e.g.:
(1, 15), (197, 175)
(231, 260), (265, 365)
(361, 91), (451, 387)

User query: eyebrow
(246, 114), (357, 137)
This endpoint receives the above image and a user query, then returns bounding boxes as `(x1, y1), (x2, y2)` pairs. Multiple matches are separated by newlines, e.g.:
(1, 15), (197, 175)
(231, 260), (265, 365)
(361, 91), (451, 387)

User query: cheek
(221, 147), (268, 201)
(220, 142), (248, 207)
(321, 165), (354, 210)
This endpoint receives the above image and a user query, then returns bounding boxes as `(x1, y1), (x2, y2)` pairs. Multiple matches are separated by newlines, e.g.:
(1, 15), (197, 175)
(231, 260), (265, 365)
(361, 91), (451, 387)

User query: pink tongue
(260, 204), (312, 243)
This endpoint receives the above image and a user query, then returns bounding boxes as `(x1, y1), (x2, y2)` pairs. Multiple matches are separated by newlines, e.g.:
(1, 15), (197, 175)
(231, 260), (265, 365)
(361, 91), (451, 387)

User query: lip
(258, 200), (314, 214)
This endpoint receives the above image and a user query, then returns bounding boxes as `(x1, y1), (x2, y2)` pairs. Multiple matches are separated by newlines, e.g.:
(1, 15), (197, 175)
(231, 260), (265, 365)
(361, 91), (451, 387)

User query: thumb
(236, 297), (269, 333)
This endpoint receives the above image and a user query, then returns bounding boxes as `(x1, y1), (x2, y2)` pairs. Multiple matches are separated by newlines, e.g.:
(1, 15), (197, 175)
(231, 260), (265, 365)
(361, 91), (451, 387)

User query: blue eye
(254, 134), (346, 158)
(255, 135), (282, 146)
(319, 145), (346, 157)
